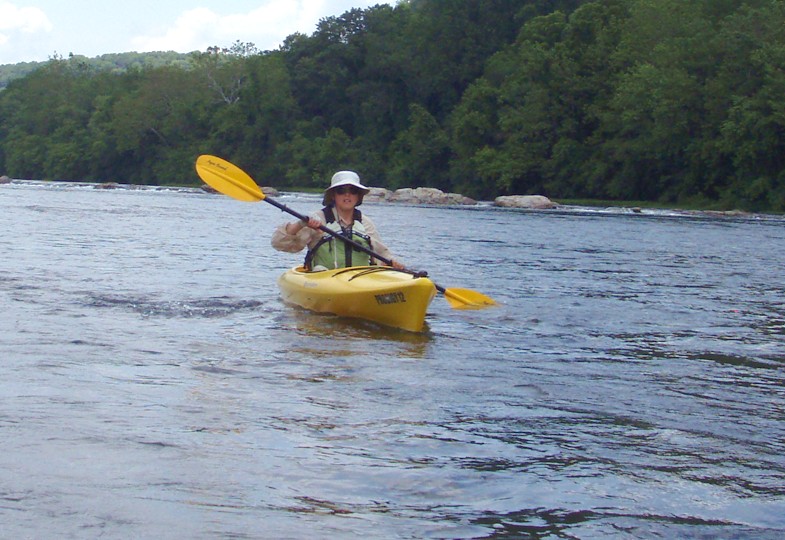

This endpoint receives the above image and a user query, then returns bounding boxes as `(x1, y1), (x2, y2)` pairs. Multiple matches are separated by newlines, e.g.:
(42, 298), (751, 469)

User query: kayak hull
(277, 266), (437, 332)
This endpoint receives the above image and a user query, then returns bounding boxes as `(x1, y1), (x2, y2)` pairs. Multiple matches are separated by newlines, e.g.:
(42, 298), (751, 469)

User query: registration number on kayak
(375, 291), (406, 305)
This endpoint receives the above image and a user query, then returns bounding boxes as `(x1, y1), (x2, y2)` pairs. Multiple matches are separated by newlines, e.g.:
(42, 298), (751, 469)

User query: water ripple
(2, 182), (784, 538)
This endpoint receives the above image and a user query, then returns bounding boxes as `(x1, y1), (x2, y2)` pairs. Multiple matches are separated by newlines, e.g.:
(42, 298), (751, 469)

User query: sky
(0, 0), (388, 65)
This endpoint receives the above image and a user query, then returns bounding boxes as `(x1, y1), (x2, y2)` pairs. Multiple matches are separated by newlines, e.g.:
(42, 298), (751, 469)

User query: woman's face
(333, 185), (361, 211)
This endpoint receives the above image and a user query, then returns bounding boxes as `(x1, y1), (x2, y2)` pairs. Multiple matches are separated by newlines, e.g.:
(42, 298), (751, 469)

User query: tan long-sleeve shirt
(270, 209), (396, 265)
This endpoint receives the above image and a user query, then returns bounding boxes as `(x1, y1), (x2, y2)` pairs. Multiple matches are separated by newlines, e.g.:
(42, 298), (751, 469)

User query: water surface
(1, 182), (783, 538)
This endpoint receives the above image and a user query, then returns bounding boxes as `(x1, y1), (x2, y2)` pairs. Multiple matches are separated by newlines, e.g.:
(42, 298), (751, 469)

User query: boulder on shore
(0, 175), (11, 184)
(494, 195), (556, 209)
(365, 187), (393, 202)
(375, 187), (475, 205)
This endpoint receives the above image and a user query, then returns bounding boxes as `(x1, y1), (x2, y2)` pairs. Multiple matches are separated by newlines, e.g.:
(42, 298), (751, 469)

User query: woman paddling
(271, 171), (404, 271)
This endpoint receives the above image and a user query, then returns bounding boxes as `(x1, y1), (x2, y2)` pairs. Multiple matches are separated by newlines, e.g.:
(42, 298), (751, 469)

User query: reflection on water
(285, 307), (433, 358)
(1, 183), (784, 538)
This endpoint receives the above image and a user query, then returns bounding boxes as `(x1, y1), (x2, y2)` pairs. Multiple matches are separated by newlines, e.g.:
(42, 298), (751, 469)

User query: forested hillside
(1, 0), (784, 211)
(0, 51), (191, 89)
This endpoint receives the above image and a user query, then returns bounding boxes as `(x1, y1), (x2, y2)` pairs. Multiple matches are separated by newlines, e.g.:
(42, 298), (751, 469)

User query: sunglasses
(334, 186), (360, 195)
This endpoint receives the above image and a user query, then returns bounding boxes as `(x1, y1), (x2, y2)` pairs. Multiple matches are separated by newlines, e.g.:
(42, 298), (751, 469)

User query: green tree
(388, 104), (451, 189)
(398, 0), (549, 121)
(0, 58), (99, 180)
(448, 2), (627, 199)
(108, 65), (210, 183)
(448, 78), (502, 197)
(713, 2), (785, 210)
(282, 10), (367, 136)
(204, 53), (297, 184)
(276, 124), (361, 188)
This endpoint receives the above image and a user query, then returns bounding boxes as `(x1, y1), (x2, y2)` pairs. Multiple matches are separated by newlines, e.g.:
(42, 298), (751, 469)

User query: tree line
(1, 0), (784, 211)
(0, 51), (192, 89)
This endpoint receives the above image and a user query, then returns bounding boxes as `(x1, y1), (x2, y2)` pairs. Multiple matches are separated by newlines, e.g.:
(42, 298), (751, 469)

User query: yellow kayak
(277, 266), (437, 332)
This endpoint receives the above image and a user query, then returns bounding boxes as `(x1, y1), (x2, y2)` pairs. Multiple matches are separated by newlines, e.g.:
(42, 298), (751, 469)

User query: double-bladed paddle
(194, 154), (496, 309)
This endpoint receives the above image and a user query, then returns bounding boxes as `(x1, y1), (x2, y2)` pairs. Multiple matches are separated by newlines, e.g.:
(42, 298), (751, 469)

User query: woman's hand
(286, 217), (321, 234)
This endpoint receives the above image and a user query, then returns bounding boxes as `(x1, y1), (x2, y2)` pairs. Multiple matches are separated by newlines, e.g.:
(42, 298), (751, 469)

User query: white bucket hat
(322, 170), (370, 206)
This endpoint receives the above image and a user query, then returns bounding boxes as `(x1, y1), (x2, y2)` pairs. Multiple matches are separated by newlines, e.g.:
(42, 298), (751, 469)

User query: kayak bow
(277, 266), (437, 332)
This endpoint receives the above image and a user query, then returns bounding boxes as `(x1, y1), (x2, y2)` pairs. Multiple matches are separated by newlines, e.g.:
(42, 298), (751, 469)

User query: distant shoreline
(3, 178), (782, 221)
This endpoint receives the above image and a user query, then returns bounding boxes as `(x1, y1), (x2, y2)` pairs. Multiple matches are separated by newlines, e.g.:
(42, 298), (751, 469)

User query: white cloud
(0, 1), (53, 33)
(130, 7), (217, 53)
(130, 0), (338, 54)
(0, 1), (53, 61)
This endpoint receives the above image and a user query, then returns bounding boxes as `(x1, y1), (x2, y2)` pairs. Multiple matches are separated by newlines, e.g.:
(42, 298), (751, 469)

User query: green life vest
(304, 207), (373, 270)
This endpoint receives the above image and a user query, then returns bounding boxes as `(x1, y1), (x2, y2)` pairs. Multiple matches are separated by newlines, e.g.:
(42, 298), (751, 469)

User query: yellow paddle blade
(442, 287), (498, 310)
(195, 155), (264, 202)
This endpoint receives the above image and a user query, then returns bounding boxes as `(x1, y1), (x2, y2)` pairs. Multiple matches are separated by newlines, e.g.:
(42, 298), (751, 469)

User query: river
(1, 181), (783, 539)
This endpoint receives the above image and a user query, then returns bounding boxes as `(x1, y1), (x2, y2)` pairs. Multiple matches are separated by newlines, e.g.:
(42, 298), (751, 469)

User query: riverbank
(3, 178), (782, 221)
